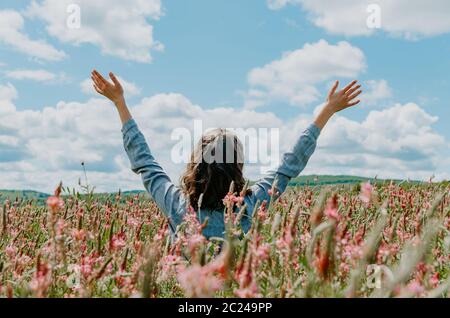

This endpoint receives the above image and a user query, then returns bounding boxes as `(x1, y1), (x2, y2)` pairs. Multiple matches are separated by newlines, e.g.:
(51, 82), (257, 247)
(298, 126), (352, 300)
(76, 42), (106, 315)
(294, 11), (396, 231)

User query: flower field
(0, 181), (449, 298)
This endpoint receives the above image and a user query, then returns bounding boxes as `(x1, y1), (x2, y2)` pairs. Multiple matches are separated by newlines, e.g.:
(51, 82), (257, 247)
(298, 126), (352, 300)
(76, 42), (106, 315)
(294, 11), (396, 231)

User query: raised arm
(249, 80), (362, 208)
(91, 70), (184, 229)
(91, 70), (132, 125)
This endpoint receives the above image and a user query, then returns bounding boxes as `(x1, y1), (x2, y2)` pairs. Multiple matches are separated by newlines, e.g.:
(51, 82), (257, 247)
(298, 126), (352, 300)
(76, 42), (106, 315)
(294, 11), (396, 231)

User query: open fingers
(345, 84), (361, 97)
(91, 73), (103, 88)
(328, 80), (339, 98)
(93, 83), (103, 95)
(91, 75), (105, 91)
(92, 70), (108, 85)
(347, 99), (361, 107)
(342, 80), (358, 93)
(109, 72), (122, 89)
(347, 89), (362, 102)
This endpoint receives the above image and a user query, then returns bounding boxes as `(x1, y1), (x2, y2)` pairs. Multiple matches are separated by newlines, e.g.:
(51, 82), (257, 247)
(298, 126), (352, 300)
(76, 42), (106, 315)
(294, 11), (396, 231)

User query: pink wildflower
(324, 194), (340, 221)
(187, 234), (206, 255)
(359, 181), (373, 205)
(235, 281), (260, 298)
(429, 273), (439, 288)
(407, 280), (424, 296)
(177, 264), (223, 298)
(71, 229), (86, 241)
(5, 245), (17, 259)
(47, 196), (64, 211)
(223, 192), (244, 209)
(254, 243), (271, 261)
(29, 258), (52, 298)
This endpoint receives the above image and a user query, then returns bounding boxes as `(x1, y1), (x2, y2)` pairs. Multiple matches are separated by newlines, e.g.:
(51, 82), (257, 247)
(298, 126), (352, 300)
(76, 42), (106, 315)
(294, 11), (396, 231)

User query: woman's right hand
(91, 69), (132, 124)
(91, 70), (124, 105)
(325, 80), (362, 113)
(313, 80), (362, 130)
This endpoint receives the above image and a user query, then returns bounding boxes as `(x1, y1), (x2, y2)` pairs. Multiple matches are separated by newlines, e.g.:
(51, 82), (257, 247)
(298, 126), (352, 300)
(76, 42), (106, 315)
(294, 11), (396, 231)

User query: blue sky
(0, 0), (449, 192)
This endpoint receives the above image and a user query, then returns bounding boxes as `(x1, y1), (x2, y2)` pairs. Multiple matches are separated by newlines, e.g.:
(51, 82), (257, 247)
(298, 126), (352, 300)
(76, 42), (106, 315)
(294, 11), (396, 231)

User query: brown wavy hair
(180, 128), (246, 210)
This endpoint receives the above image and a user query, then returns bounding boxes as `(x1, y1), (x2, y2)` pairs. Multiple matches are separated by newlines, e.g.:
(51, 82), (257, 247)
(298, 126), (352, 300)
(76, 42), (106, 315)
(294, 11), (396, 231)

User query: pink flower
(177, 264), (223, 298)
(257, 202), (268, 220)
(71, 229), (86, 241)
(359, 182), (373, 205)
(160, 254), (183, 273)
(324, 207), (339, 221)
(80, 256), (96, 278)
(276, 228), (293, 251)
(153, 226), (169, 242)
(47, 196), (64, 211)
(183, 208), (203, 236)
(223, 193), (243, 208)
(5, 245), (17, 259)
(111, 232), (127, 250)
(267, 188), (280, 197)
(235, 282), (260, 298)
(429, 273), (439, 288)
(187, 234), (206, 254)
(127, 217), (139, 227)
(255, 243), (271, 261)
(29, 259), (52, 298)
(407, 280), (424, 296)
(324, 194), (340, 221)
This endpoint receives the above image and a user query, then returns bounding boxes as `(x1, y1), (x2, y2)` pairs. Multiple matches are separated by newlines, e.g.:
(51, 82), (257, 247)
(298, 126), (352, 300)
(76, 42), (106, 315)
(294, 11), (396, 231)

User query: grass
(0, 180), (448, 298)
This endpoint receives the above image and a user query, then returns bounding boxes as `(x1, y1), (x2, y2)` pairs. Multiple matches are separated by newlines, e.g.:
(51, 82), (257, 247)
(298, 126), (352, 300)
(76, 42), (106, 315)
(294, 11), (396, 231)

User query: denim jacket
(122, 119), (320, 239)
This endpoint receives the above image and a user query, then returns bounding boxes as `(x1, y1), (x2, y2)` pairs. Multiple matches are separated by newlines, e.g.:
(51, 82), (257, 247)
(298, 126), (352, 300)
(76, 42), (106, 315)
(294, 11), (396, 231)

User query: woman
(91, 70), (362, 239)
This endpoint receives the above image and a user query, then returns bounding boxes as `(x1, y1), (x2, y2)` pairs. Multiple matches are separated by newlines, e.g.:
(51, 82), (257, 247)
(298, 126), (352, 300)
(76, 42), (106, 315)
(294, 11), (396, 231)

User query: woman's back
(90, 70), (362, 239)
(122, 118), (320, 239)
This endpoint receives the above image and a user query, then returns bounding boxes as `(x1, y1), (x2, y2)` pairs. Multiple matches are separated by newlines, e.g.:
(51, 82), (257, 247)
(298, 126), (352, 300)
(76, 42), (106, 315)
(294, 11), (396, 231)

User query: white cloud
(5, 69), (64, 82)
(80, 77), (141, 97)
(322, 103), (443, 156)
(295, 103), (448, 180)
(0, 85), (282, 192)
(26, 0), (164, 63)
(0, 10), (66, 61)
(361, 79), (392, 105)
(269, 0), (450, 39)
(244, 40), (366, 108)
(0, 78), (447, 192)
(267, 0), (301, 10)
(0, 83), (18, 101)
(0, 83), (18, 112)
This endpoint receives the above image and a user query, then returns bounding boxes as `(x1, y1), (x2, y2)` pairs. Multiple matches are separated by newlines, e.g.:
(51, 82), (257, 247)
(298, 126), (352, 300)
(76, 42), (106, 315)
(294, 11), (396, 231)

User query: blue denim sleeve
(122, 119), (185, 228)
(249, 123), (320, 212)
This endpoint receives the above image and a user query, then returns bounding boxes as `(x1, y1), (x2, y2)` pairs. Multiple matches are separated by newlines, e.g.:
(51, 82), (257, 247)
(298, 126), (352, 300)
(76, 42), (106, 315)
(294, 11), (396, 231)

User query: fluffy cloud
(244, 40), (366, 108)
(0, 88), (137, 191)
(80, 77), (141, 97)
(26, 0), (164, 63)
(4, 69), (68, 83)
(0, 80), (447, 193)
(268, 0), (450, 39)
(0, 83), (18, 111)
(361, 79), (392, 105)
(0, 10), (66, 61)
(296, 103), (448, 180)
(0, 59), (448, 193)
(0, 84), (283, 192)
(267, 0), (301, 10)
